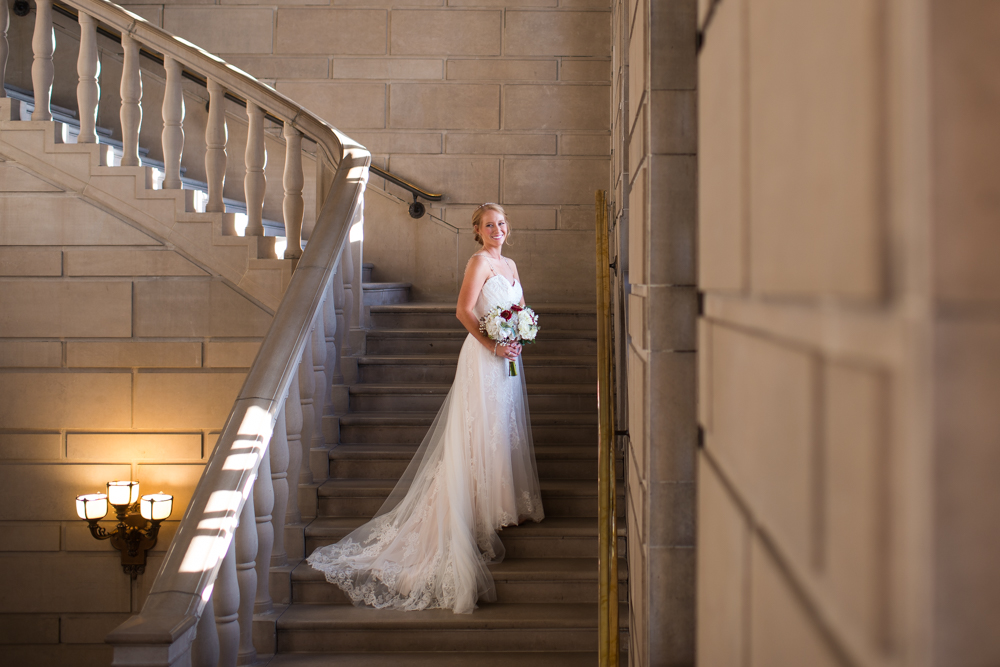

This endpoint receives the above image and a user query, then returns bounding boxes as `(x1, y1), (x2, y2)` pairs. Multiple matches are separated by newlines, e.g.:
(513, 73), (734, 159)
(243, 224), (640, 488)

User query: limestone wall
(695, 1), (1000, 666)
(0, 163), (272, 666)
(133, 0), (612, 303)
(612, 0), (698, 663)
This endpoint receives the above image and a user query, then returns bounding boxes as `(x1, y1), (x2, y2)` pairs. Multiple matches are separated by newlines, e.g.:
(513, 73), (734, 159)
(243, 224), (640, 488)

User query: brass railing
(596, 189), (619, 667)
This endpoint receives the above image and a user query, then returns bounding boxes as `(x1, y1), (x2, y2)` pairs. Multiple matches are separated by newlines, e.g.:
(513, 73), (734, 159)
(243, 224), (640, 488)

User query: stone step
(369, 303), (596, 332)
(267, 652), (601, 666)
(333, 412), (598, 445)
(315, 478), (621, 519)
(363, 282), (411, 306)
(276, 602), (626, 653)
(347, 383), (597, 414)
(328, 443), (615, 481)
(357, 355), (597, 385)
(290, 557), (627, 605)
(364, 329), (596, 356)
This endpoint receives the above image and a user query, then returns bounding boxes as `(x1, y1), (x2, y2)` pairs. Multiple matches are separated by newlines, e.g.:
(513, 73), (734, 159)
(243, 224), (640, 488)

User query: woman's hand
(495, 342), (522, 360)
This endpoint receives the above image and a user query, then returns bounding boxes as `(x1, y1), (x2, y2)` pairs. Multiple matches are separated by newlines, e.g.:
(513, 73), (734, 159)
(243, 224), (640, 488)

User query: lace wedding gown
(307, 272), (545, 614)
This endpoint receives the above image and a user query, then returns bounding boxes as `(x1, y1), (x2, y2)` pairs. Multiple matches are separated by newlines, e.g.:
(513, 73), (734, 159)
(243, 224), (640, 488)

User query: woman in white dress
(307, 203), (545, 614)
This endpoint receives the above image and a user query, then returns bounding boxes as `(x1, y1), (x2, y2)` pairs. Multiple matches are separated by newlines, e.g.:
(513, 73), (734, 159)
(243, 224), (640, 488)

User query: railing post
(190, 594), (219, 667)
(76, 13), (99, 144)
(120, 34), (142, 167)
(285, 370), (303, 528)
(31, 0), (54, 122)
(297, 344), (315, 490)
(311, 311), (329, 456)
(162, 56), (184, 189)
(244, 102), (266, 236)
(331, 259), (346, 384)
(282, 122), (304, 259)
(0, 0), (7, 100)
(254, 443), (274, 614)
(235, 492), (258, 665)
(340, 242), (355, 357)
(205, 79), (227, 213)
(215, 539), (240, 667)
(269, 402), (290, 567)
(323, 280), (341, 389)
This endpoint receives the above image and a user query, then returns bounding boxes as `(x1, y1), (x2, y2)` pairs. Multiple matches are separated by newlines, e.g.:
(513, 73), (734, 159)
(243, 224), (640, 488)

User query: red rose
(500, 310), (512, 319)
(511, 305), (523, 312)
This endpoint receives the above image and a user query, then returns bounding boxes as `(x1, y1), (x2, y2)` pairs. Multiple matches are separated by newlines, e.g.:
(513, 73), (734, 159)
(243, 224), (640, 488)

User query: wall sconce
(75, 481), (173, 579)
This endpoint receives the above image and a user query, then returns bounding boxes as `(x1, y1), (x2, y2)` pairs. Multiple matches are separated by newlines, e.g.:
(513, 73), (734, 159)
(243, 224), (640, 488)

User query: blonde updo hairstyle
(472, 203), (512, 247)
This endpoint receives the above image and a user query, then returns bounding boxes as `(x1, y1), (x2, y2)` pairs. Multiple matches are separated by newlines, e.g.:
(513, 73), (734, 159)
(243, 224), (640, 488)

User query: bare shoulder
(504, 256), (520, 276)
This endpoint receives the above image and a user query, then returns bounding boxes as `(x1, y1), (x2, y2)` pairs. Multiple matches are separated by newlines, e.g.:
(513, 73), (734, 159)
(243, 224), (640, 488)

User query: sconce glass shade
(76, 493), (109, 520)
(140, 493), (174, 521)
(107, 480), (140, 507)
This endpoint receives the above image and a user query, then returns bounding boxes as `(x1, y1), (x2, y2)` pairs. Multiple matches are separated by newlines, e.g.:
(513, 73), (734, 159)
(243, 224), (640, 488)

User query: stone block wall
(696, 1), (1000, 666)
(613, 0), (698, 663)
(0, 164), (271, 666)
(134, 0), (613, 303)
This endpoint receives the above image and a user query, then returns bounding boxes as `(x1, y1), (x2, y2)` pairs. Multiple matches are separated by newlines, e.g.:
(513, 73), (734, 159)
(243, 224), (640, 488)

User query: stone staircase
(271, 285), (627, 665)
(0, 100), (293, 311)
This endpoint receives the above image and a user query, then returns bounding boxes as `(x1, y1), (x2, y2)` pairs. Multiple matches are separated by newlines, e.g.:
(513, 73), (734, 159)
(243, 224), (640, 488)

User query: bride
(307, 203), (545, 614)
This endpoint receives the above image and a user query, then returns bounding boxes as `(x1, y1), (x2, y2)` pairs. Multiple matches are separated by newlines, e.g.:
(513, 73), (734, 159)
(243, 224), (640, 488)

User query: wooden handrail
(596, 189), (619, 667)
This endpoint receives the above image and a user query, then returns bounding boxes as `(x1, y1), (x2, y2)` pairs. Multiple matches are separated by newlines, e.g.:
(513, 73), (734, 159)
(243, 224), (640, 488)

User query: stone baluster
(31, 0), (54, 121)
(205, 79), (227, 213)
(285, 370), (303, 527)
(254, 442), (274, 614)
(298, 343), (316, 489)
(75, 13), (99, 144)
(310, 313), (329, 482)
(190, 595), (219, 667)
(235, 491), (258, 665)
(244, 102), (266, 236)
(282, 123), (304, 259)
(341, 241), (356, 357)
(214, 538), (240, 667)
(161, 56), (184, 189)
(270, 402), (290, 567)
(330, 259), (346, 385)
(0, 0), (8, 99)
(323, 280), (340, 389)
(119, 34), (142, 167)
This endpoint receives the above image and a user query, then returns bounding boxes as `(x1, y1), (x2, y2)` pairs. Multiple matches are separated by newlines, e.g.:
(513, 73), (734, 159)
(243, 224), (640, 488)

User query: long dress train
(307, 273), (545, 614)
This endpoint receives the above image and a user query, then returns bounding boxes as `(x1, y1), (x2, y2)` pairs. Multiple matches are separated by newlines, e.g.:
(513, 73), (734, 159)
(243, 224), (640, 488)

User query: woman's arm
(456, 257), (521, 360)
(508, 259), (525, 307)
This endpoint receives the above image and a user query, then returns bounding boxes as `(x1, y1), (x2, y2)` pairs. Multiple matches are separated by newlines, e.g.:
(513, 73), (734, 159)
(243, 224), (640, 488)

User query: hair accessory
(476, 203), (498, 210)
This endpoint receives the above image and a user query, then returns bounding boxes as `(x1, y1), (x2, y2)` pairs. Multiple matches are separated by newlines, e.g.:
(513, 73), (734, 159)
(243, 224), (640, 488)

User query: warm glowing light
(107, 481), (140, 507)
(140, 493), (174, 521)
(76, 493), (109, 520)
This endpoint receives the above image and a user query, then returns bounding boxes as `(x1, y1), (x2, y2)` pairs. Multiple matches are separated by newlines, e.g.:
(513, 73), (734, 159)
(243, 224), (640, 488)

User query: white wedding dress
(307, 270), (545, 614)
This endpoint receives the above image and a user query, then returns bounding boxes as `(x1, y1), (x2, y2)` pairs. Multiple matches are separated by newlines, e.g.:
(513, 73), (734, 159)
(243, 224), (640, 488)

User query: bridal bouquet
(479, 304), (539, 377)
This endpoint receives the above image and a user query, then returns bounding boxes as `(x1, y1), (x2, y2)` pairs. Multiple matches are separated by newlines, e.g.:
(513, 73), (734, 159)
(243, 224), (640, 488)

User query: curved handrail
(42, 0), (371, 652)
